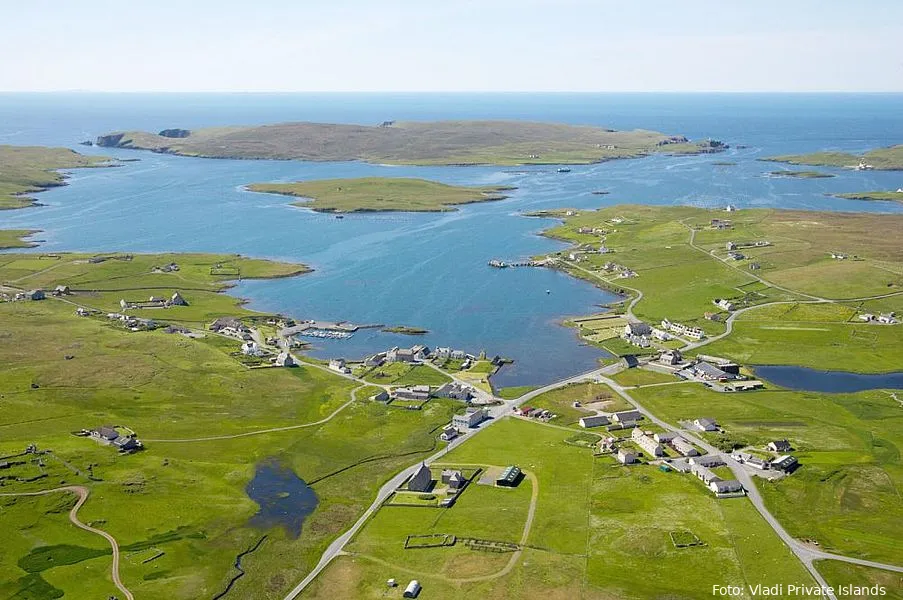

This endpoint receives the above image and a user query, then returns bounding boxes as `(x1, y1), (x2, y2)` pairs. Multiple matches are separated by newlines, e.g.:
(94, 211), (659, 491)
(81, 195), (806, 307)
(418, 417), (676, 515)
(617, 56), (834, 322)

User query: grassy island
(762, 144), (903, 170)
(767, 170), (835, 178)
(833, 190), (903, 203)
(247, 177), (513, 213)
(0, 145), (113, 210)
(95, 120), (727, 166)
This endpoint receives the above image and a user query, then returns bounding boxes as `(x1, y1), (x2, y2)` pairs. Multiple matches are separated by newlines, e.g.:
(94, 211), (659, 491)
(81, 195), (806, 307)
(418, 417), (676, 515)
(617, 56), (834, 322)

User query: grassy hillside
(247, 177), (513, 213)
(0, 145), (112, 210)
(95, 120), (726, 166)
(0, 251), (463, 600)
(534, 205), (903, 370)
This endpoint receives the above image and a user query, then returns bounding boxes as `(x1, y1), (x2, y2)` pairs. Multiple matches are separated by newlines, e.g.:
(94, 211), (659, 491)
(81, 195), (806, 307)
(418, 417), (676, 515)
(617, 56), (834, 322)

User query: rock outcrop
(158, 128), (191, 138)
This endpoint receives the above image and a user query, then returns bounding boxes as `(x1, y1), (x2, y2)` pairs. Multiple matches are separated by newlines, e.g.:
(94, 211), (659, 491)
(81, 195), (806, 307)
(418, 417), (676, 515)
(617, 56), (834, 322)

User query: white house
(328, 358), (351, 374)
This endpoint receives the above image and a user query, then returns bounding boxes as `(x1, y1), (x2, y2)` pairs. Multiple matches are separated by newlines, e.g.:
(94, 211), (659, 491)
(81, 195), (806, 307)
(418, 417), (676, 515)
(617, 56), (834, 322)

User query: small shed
(403, 580), (421, 598)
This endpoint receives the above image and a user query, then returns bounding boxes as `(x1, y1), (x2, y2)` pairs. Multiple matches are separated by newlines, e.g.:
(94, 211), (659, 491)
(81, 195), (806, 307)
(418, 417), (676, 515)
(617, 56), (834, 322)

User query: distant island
(246, 177), (514, 213)
(833, 190), (903, 203)
(767, 170), (835, 179)
(0, 145), (113, 210)
(761, 144), (903, 170)
(95, 120), (727, 166)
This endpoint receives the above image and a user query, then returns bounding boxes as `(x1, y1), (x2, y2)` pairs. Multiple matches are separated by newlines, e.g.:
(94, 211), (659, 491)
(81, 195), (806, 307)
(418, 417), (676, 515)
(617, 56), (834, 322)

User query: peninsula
(762, 144), (903, 170)
(95, 120), (727, 166)
(246, 177), (513, 213)
(833, 190), (903, 203)
(0, 145), (113, 210)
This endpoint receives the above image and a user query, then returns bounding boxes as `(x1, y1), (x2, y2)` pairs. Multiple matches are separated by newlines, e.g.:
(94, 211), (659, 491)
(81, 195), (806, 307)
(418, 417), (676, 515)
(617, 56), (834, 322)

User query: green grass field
(525, 382), (632, 427)
(0, 145), (112, 210)
(0, 252), (463, 600)
(304, 417), (818, 600)
(0, 229), (40, 249)
(247, 177), (513, 213)
(629, 383), (903, 565)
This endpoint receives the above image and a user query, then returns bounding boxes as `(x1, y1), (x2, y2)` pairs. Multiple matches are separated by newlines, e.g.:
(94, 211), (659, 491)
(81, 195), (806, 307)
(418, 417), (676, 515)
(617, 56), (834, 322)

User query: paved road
(592, 374), (903, 598)
(0, 486), (134, 600)
(281, 366), (610, 600)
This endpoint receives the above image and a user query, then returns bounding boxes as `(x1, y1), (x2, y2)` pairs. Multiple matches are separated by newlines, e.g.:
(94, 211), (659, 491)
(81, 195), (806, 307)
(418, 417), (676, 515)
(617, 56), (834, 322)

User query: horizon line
(3, 89), (903, 95)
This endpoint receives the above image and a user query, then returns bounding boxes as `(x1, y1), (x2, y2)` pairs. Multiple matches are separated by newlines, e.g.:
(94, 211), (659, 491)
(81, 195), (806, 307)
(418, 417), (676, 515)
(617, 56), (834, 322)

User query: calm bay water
(755, 365), (903, 393)
(1, 93), (902, 386)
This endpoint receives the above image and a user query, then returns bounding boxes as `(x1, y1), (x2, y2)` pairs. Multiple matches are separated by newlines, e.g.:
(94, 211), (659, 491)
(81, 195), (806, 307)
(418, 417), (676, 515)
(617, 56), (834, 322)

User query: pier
(488, 259), (546, 269)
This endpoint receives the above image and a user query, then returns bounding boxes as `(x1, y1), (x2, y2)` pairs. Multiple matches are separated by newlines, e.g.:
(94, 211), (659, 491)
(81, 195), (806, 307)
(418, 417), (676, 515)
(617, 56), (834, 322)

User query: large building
(407, 463), (432, 492)
(579, 415), (610, 429)
(631, 428), (664, 457)
(434, 382), (473, 401)
(496, 465), (522, 487)
(452, 407), (488, 430)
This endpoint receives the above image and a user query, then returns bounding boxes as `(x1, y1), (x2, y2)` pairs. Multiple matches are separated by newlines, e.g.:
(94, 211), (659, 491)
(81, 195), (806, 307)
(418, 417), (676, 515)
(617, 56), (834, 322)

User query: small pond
(754, 365), (903, 393)
(246, 460), (318, 539)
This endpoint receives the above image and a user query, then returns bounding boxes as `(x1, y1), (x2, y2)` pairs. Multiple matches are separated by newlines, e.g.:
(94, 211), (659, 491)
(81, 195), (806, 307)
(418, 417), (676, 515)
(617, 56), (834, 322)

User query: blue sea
(1, 93), (902, 386)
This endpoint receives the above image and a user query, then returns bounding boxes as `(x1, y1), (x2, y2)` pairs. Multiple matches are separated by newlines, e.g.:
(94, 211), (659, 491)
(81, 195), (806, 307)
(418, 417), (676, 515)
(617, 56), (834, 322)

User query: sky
(2, 0), (902, 92)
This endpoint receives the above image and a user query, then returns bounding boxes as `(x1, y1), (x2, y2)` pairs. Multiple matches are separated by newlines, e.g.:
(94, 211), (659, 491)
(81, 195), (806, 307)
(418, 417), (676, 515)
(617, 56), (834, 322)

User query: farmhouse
(690, 454), (725, 467)
(692, 362), (737, 381)
(658, 349), (683, 365)
(371, 390), (390, 403)
(394, 385), (431, 401)
(691, 463), (721, 485)
(452, 407), (488, 430)
(693, 417), (719, 432)
(434, 382), (473, 401)
(328, 358), (351, 374)
(579, 415), (610, 429)
(387, 345), (429, 363)
(771, 455), (799, 473)
(274, 352), (296, 367)
(661, 319), (705, 340)
(439, 426), (458, 442)
(612, 410), (642, 423)
(496, 465), (522, 487)
(714, 298), (736, 311)
(710, 479), (743, 495)
(53, 285), (71, 296)
(441, 469), (466, 490)
(732, 452), (770, 470)
(767, 439), (792, 453)
(170, 291), (188, 306)
(672, 437), (698, 457)
(617, 448), (638, 464)
(241, 341), (264, 357)
(363, 353), (386, 367)
(623, 321), (652, 337)
(632, 428), (664, 457)
(26, 289), (45, 300)
(407, 463), (432, 492)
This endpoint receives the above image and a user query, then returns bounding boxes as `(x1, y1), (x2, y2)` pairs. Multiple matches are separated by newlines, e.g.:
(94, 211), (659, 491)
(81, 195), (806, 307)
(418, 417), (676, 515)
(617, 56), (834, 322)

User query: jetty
(488, 259), (546, 269)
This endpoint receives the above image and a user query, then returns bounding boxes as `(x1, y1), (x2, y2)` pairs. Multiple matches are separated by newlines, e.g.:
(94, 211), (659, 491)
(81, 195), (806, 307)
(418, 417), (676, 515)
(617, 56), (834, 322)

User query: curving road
(0, 486), (134, 600)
